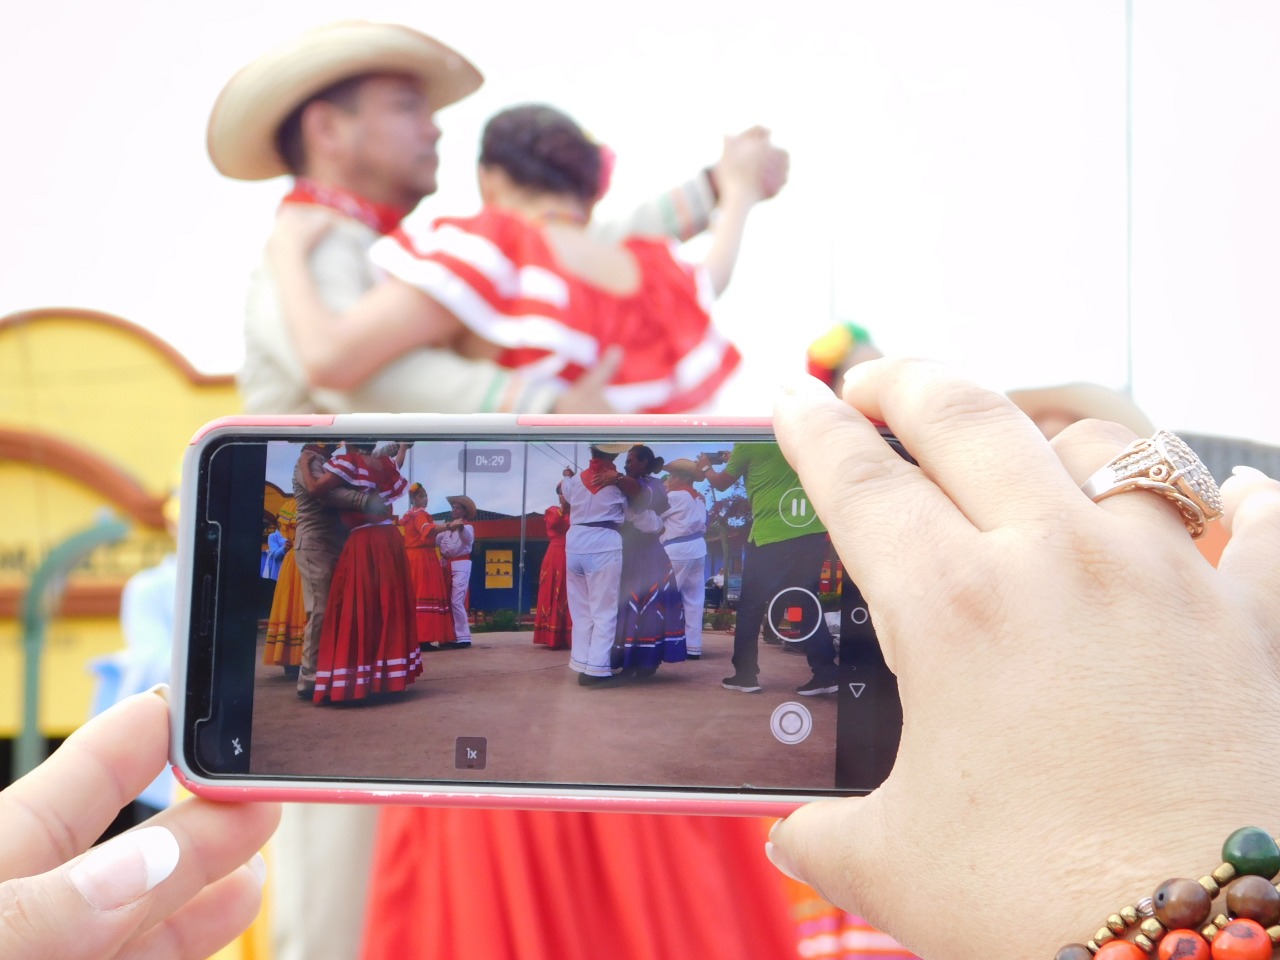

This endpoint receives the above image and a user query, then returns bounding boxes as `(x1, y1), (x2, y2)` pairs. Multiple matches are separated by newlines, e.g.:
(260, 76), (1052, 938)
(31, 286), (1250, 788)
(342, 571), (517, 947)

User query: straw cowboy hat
(589, 442), (636, 456)
(446, 495), (478, 520)
(207, 20), (483, 181)
(663, 458), (700, 478)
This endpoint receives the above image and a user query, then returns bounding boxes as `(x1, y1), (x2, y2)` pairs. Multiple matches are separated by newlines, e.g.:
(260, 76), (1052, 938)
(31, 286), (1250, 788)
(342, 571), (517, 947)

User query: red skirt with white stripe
(406, 545), (455, 645)
(314, 524), (422, 704)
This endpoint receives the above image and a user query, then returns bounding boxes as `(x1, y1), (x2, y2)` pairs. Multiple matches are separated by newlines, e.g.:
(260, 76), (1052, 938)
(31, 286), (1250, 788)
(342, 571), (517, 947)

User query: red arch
(0, 427), (166, 529)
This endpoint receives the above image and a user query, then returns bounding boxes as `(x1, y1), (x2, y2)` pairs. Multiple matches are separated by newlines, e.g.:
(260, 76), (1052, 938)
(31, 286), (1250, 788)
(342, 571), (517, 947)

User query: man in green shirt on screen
(697, 443), (839, 695)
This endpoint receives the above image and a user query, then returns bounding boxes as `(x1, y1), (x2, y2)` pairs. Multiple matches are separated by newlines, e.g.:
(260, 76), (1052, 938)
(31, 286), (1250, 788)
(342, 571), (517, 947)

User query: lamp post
(13, 512), (130, 782)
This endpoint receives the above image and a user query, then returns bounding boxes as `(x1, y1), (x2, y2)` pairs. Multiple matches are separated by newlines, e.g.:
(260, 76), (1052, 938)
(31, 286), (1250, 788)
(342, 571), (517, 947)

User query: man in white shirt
(560, 444), (631, 686)
(438, 495), (477, 647)
(660, 459), (709, 658)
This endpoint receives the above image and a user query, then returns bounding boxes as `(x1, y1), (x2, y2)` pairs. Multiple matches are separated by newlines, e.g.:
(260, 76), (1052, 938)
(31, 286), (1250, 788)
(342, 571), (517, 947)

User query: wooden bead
(1158, 930), (1210, 960)
(1155, 879), (1215, 930)
(1054, 945), (1094, 960)
(1226, 875), (1280, 926)
(1208, 918), (1271, 959)
(1096, 941), (1146, 959)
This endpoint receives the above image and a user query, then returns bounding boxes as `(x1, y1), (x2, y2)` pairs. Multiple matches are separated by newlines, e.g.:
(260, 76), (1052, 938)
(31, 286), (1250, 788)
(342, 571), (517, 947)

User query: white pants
(667, 553), (706, 654)
(447, 558), (472, 640)
(566, 548), (623, 676)
(271, 803), (378, 960)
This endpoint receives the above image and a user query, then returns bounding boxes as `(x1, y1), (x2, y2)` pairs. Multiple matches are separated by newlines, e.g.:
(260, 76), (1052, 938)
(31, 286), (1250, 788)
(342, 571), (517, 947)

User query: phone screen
(181, 426), (906, 802)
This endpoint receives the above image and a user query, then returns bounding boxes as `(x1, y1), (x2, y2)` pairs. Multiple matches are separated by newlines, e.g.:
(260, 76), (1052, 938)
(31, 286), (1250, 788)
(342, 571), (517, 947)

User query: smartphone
(171, 414), (910, 815)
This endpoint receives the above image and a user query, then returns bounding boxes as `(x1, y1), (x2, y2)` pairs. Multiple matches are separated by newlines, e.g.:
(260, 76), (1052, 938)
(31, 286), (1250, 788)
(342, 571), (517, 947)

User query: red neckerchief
(281, 178), (408, 235)
(579, 456), (621, 493)
(666, 478), (698, 498)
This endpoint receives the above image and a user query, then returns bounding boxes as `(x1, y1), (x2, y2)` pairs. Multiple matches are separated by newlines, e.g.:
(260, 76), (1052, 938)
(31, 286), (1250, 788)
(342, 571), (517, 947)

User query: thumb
(1217, 466), (1280, 625)
(0, 825), (179, 960)
(765, 795), (890, 918)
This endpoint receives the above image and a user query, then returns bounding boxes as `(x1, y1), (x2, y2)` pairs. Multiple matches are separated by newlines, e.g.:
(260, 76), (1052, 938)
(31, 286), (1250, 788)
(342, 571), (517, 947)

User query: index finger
(840, 359), (1089, 532)
(0, 689), (171, 880)
(773, 376), (969, 598)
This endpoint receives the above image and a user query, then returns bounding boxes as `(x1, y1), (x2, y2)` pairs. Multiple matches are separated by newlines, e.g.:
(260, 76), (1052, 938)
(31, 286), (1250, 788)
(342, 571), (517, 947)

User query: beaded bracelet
(1055, 827), (1280, 959)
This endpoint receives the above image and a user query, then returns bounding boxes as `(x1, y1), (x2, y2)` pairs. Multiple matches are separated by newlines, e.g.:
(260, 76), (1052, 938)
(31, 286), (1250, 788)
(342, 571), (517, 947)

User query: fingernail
(246, 852), (268, 889)
(69, 825), (179, 911)
(764, 839), (807, 884)
(147, 682), (170, 702)
(1231, 464), (1273, 481)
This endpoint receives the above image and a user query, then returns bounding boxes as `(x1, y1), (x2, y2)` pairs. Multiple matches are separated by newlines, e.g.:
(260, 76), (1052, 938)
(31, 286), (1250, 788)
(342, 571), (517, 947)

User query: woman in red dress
(400, 482), (455, 650)
(269, 104), (782, 415)
(309, 443), (422, 704)
(532, 484), (572, 649)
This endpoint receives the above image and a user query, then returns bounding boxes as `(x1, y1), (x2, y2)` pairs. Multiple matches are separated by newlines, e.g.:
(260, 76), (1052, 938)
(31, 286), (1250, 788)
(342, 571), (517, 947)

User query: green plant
(473, 608), (520, 632)
(704, 609), (736, 631)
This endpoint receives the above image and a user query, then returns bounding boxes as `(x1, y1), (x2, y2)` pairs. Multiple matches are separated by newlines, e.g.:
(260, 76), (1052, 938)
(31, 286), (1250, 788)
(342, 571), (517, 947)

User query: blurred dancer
(400, 483), (455, 649)
(532, 484), (572, 649)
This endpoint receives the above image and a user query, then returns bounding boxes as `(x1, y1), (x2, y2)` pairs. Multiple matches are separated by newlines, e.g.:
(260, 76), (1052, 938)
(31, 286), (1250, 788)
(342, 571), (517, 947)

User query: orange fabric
(782, 872), (920, 959)
(361, 810), (796, 960)
(1195, 519), (1229, 567)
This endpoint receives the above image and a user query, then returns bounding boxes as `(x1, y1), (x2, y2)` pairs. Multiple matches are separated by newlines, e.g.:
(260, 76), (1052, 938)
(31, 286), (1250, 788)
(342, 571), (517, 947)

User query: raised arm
(696, 453), (742, 492)
(590, 126), (788, 247)
(590, 172), (717, 244)
(700, 128), (787, 296)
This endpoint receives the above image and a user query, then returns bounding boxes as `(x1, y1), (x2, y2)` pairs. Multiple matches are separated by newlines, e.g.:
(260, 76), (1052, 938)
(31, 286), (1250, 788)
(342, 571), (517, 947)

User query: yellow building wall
(0, 616), (126, 736)
(1, 308), (240, 738)
(0, 311), (240, 488)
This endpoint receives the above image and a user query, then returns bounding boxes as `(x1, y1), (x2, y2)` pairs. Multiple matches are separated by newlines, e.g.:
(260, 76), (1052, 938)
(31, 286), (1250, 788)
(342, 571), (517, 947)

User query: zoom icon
(769, 701), (813, 745)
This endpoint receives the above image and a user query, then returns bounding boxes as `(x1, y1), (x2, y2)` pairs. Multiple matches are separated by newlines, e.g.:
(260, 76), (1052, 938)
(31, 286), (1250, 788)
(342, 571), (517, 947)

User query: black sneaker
(796, 677), (838, 696)
(578, 672), (615, 688)
(721, 674), (762, 693)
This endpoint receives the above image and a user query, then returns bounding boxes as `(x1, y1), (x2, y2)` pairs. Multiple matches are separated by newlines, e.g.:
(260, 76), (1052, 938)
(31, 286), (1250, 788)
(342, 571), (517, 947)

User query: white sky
(5, 1), (1278, 444)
